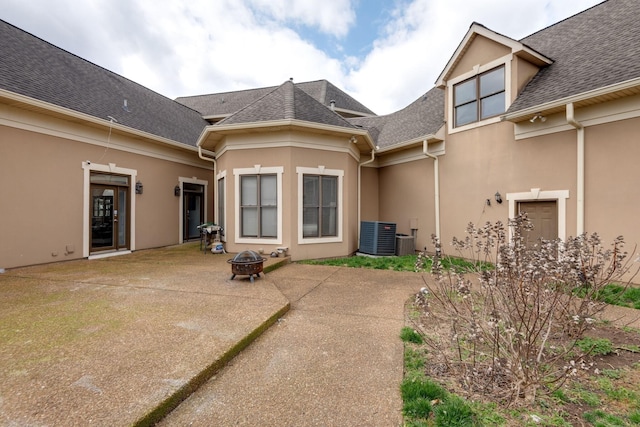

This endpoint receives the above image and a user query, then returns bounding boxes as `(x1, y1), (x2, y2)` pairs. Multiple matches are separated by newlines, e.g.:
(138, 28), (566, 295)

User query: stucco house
(2, 0), (639, 270)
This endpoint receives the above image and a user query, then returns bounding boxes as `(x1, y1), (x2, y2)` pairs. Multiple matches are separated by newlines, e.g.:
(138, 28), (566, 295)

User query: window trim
(216, 170), (226, 242)
(297, 166), (343, 245)
(447, 55), (512, 134)
(234, 166), (283, 244)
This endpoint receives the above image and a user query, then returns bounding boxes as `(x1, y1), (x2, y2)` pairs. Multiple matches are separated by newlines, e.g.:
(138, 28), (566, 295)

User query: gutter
(423, 140), (441, 241)
(357, 149), (376, 245)
(197, 146), (218, 227)
(566, 102), (584, 235)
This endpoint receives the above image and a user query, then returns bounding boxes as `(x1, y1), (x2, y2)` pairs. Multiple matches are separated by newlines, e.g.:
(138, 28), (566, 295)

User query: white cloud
(247, 0), (357, 38)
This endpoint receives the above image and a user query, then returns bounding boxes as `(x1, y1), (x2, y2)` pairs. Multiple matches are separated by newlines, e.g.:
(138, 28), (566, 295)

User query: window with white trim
(240, 174), (277, 238)
(454, 65), (505, 127)
(303, 175), (338, 237)
(234, 166), (283, 243)
(297, 166), (343, 244)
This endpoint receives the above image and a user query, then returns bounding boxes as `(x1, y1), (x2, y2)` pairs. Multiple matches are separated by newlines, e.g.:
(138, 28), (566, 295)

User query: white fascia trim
(447, 54), (513, 135)
(177, 177), (209, 243)
(233, 166), (283, 245)
(82, 161), (137, 257)
(197, 119), (375, 151)
(436, 24), (551, 87)
(502, 77), (640, 122)
(296, 166), (344, 245)
(506, 189), (570, 240)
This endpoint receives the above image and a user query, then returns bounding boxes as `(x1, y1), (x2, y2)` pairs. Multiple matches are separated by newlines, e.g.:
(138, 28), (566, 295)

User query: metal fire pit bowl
(227, 250), (267, 283)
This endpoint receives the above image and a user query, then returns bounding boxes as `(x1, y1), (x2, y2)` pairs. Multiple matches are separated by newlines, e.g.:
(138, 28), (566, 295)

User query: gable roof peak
(435, 22), (552, 88)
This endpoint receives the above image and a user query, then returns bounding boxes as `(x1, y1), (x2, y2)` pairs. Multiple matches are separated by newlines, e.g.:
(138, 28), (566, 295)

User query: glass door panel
(91, 187), (115, 250)
(118, 188), (127, 247)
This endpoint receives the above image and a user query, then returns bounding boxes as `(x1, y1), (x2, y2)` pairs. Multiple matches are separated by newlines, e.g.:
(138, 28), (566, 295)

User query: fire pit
(227, 250), (267, 283)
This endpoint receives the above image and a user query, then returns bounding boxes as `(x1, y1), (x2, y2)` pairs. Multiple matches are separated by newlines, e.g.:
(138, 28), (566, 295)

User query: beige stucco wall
(449, 35), (511, 80)
(360, 166), (379, 221)
(584, 116), (640, 250)
(378, 158), (435, 252)
(213, 130), (362, 261)
(0, 108), (213, 269)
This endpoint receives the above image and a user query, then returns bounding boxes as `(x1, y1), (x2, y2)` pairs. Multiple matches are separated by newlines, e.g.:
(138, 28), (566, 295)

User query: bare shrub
(412, 213), (634, 406)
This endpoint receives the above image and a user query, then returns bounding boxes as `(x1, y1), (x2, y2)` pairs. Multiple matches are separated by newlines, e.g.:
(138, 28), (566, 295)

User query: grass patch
(300, 253), (490, 274)
(401, 327), (424, 344)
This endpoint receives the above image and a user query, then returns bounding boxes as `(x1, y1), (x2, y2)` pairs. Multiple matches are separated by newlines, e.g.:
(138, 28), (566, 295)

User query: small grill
(227, 250), (266, 283)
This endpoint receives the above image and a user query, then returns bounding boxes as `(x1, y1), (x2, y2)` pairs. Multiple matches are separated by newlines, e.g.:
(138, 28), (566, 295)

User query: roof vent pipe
(330, 100), (336, 111)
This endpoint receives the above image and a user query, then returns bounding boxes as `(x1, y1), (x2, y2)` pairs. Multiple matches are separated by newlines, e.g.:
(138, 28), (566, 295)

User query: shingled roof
(216, 79), (359, 130)
(0, 20), (208, 147)
(508, 0), (640, 113)
(176, 79), (375, 118)
(349, 88), (444, 149)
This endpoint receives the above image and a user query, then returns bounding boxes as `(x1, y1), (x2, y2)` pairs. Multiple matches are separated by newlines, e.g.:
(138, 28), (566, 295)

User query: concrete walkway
(159, 264), (425, 426)
(0, 244), (425, 426)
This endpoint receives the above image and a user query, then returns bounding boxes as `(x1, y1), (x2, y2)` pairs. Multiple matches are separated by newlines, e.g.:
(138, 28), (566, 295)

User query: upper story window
(454, 66), (505, 127)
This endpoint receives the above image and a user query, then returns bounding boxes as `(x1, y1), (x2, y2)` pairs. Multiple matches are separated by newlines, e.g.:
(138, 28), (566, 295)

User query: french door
(90, 176), (129, 252)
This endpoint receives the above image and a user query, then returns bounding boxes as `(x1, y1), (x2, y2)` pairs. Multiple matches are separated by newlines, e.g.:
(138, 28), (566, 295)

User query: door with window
(90, 174), (129, 252)
(183, 183), (204, 240)
(518, 201), (558, 247)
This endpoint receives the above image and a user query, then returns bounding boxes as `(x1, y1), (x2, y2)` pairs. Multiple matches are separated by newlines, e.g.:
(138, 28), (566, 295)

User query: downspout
(423, 140), (441, 242)
(566, 103), (584, 235)
(198, 146), (217, 224)
(357, 149), (376, 245)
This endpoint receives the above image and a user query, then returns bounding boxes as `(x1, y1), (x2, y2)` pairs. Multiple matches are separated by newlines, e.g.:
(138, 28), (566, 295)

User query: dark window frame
(453, 65), (505, 127)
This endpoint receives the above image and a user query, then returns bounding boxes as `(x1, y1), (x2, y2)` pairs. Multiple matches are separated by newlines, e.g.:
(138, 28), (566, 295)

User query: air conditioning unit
(359, 221), (396, 256)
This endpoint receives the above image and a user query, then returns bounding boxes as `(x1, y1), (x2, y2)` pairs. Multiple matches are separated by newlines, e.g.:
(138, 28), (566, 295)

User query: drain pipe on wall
(423, 140), (441, 242)
(357, 149), (376, 245)
(566, 103), (585, 235)
(198, 146), (217, 222)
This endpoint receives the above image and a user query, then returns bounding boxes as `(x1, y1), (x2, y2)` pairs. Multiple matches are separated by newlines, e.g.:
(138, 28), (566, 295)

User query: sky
(1, 0), (603, 115)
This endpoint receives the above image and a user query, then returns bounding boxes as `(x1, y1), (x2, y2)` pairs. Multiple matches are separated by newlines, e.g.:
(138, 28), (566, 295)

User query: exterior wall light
(135, 181), (143, 194)
(495, 191), (503, 204)
(174, 185), (181, 196)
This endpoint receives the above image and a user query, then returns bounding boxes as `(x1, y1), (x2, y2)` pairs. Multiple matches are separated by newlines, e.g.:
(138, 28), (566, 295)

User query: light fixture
(495, 191), (503, 204)
(174, 185), (181, 197)
(135, 181), (143, 194)
(529, 112), (547, 123)
(350, 136), (358, 144)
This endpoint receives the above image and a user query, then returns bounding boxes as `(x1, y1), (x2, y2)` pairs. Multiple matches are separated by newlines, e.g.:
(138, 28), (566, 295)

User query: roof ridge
(284, 80), (295, 119)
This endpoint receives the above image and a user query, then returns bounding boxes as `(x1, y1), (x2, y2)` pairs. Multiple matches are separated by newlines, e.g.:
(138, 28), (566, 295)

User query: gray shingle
(217, 80), (358, 130)
(350, 88), (444, 148)
(176, 79), (375, 118)
(509, 0), (640, 113)
(0, 19), (207, 146)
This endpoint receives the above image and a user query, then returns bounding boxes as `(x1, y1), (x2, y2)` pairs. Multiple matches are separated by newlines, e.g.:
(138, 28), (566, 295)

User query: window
(454, 66), (505, 127)
(240, 174), (277, 238)
(297, 166), (343, 244)
(303, 175), (338, 237)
